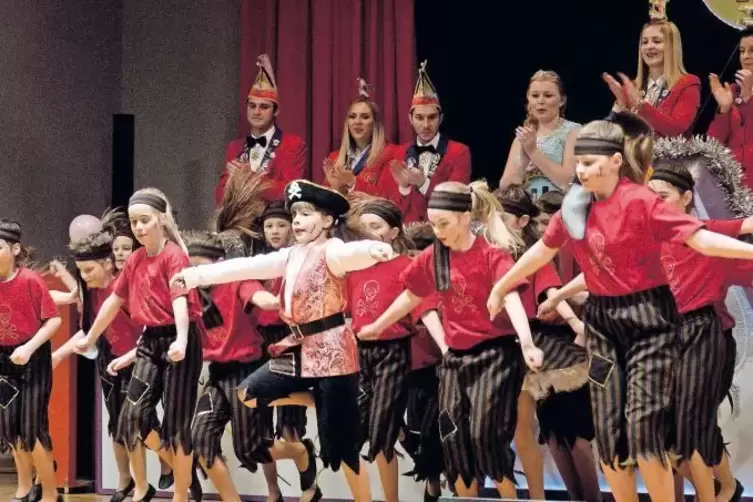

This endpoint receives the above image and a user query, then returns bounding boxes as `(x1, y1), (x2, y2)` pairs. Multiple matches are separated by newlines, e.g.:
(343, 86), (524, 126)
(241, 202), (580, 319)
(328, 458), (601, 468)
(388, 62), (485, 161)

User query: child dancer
(498, 185), (600, 502)
(184, 230), (291, 502)
(349, 197), (441, 502)
(75, 189), (203, 502)
(0, 219), (61, 502)
(256, 201), (307, 446)
(488, 120), (753, 501)
(400, 221), (445, 502)
(172, 180), (395, 502)
(51, 225), (143, 502)
(357, 180), (543, 498)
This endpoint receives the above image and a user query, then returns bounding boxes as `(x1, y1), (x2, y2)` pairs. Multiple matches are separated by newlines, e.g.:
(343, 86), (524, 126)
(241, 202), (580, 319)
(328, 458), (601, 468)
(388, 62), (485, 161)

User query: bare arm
(326, 240), (394, 276)
(686, 229), (753, 259)
(551, 273), (587, 305)
(371, 290), (423, 335)
(50, 289), (79, 306)
(500, 138), (526, 189)
(525, 128), (579, 188)
(24, 316), (61, 355)
(504, 291), (534, 348)
(250, 290), (280, 311)
(420, 310), (448, 355)
(172, 296), (189, 346)
(491, 240), (559, 298)
(52, 330), (86, 367)
(180, 249), (290, 289)
(84, 293), (125, 346)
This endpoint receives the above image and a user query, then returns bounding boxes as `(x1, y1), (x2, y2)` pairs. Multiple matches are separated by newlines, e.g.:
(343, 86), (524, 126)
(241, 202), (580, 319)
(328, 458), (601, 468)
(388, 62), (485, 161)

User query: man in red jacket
(386, 61), (471, 222)
(215, 54), (307, 204)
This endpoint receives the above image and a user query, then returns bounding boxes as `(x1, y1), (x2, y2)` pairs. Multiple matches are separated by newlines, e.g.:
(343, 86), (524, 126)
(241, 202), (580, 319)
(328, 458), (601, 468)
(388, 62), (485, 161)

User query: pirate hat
(248, 54), (279, 104)
(285, 180), (350, 219)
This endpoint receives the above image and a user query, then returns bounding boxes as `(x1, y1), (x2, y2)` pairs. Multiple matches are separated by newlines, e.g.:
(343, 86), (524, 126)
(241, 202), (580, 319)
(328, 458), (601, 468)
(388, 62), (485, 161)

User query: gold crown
(649, 0), (669, 21)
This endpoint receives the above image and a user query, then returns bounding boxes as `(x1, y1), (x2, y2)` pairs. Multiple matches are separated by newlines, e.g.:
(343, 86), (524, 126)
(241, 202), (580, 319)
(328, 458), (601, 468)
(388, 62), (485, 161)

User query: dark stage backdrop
(415, 0), (743, 186)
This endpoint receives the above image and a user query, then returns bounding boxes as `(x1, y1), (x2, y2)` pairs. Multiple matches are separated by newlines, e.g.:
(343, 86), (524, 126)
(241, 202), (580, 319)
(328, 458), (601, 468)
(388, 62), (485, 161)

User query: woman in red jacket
(323, 78), (394, 197)
(604, 11), (700, 138)
(708, 27), (753, 191)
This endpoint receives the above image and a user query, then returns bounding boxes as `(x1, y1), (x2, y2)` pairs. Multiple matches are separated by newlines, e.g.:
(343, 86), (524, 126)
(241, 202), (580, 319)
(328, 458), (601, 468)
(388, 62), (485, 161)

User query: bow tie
(247, 135), (268, 149)
(415, 144), (437, 156)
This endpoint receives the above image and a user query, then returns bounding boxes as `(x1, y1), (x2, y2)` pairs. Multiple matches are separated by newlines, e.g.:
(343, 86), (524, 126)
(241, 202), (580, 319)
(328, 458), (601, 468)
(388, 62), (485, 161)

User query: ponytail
(468, 180), (523, 254)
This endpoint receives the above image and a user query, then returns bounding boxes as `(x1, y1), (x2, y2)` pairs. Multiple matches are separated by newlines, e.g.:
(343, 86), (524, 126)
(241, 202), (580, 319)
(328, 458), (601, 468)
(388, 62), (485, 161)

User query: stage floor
(0, 474), (172, 501)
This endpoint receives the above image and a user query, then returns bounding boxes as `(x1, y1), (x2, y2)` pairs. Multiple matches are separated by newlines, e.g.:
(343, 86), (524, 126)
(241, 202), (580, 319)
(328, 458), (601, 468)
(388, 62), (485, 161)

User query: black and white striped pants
(0, 341), (52, 453)
(116, 323), (202, 453)
(403, 364), (444, 482)
(437, 336), (524, 487)
(96, 337), (133, 442)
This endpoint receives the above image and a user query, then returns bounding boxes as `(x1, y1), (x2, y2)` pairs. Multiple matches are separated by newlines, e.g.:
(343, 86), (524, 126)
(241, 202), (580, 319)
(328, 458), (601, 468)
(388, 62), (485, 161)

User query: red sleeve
(263, 137), (307, 200)
(648, 195), (704, 243)
(411, 292), (440, 322)
(400, 247), (435, 298)
(31, 274), (59, 321)
(164, 245), (191, 301)
(541, 211), (568, 248)
(215, 139), (246, 205)
(488, 247), (528, 292)
(321, 150), (339, 188)
(636, 75), (701, 137)
(112, 255), (133, 299)
(705, 218), (743, 238)
(377, 164), (428, 223)
(533, 262), (562, 303)
(707, 107), (740, 145)
(238, 280), (266, 306)
(448, 144), (471, 184)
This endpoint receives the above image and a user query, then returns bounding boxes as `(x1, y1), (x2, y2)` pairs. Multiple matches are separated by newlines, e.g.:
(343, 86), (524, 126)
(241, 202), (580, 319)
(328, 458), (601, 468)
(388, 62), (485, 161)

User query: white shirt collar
(251, 125), (276, 142)
(647, 75), (665, 89)
(417, 133), (440, 148)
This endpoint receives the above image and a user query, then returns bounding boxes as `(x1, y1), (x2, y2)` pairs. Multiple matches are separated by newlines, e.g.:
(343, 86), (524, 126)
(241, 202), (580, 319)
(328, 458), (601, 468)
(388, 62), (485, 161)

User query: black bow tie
(247, 135), (268, 149)
(415, 144), (437, 156)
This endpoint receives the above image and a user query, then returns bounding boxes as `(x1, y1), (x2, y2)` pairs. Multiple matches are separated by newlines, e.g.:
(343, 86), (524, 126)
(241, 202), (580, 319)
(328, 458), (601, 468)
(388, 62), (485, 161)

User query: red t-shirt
(89, 285), (142, 356)
(257, 277), (283, 327)
(0, 268), (58, 346)
(401, 237), (526, 350)
(521, 262), (562, 319)
(347, 255), (415, 341)
(202, 281), (265, 363)
(663, 218), (744, 315)
(112, 242), (201, 326)
(542, 179), (703, 297)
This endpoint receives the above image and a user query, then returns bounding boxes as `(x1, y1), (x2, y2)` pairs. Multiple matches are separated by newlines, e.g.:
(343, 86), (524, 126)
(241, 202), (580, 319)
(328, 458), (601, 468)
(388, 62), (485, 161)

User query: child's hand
(51, 351), (64, 370)
(521, 343), (543, 371)
(10, 344), (33, 366)
(168, 339), (187, 362)
(49, 260), (67, 278)
(107, 354), (136, 376)
(368, 243), (393, 262)
(73, 334), (93, 354)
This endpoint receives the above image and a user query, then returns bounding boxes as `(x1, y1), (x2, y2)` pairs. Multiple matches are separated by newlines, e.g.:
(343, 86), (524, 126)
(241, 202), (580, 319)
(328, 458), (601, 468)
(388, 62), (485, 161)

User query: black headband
(650, 170), (695, 193)
(129, 193), (167, 213)
(74, 243), (113, 262)
(573, 138), (623, 156)
(261, 206), (292, 223)
(502, 200), (540, 218)
(0, 228), (21, 243)
(187, 243), (225, 260)
(428, 191), (472, 212)
(361, 203), (402, 229)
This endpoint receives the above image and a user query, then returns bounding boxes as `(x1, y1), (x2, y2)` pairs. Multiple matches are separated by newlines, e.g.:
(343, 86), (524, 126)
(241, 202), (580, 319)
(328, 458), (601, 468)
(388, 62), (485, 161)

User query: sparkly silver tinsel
(654, 135), (753, 217)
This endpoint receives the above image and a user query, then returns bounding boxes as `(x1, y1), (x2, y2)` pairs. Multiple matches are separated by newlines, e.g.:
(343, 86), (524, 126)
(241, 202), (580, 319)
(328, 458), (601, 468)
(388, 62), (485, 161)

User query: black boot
(299, 439), (318, 492)
(158, 470), (174, 490)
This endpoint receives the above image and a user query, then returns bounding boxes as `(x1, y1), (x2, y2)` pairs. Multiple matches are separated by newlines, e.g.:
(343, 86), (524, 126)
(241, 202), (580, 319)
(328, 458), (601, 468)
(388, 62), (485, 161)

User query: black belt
(289, 313), (346, 339)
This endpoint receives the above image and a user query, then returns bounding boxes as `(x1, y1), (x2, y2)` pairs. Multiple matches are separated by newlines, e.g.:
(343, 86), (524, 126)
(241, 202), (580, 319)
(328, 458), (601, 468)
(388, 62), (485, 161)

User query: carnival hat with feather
(411, 60), (440, 111)
(248, 54), (279, 104)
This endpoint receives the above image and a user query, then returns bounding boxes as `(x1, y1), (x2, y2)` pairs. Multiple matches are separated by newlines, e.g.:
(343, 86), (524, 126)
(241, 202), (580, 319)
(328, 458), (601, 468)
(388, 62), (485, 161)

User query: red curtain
(239, 0), (416, 182)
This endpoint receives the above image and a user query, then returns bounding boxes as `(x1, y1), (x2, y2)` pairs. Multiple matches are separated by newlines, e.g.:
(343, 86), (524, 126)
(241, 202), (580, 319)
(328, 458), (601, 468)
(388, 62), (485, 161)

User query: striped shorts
(96, 337), (134, 442)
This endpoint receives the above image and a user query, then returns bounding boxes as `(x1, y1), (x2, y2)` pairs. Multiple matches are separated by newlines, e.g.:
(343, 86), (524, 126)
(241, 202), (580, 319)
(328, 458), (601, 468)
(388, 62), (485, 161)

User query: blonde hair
(432, 180), (523, 254)
(523, 70), (567, 129)
(335, 98), (386, 169)
(577, 121), (644, 183)
(130, 187), (188, 254)
(635, 21), (687, 91)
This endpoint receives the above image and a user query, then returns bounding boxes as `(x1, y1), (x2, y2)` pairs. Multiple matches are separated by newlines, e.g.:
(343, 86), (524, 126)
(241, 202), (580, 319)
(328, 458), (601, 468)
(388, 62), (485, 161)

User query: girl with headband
(74, 189), (203, 502)
(0, 219), (61, 502)
(357, 180), (543, 499)
(488, 120), (753, 501)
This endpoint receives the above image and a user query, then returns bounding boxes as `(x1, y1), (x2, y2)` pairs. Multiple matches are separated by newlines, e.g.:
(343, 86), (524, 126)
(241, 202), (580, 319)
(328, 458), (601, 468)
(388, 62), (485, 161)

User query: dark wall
(415, 0), (742, 186)
(0, 0), (122, 259)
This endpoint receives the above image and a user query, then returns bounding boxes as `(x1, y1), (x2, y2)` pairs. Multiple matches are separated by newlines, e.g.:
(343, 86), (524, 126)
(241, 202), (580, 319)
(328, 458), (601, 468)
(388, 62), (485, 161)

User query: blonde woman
(324, 78), (394, 196)
(604, 18), (700, 138)
(501, 70), (579, 197)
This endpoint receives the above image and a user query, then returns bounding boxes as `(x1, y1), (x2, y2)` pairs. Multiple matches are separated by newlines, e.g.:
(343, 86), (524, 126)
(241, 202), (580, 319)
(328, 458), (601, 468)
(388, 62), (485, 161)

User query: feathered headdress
(215, 166), (270, 242)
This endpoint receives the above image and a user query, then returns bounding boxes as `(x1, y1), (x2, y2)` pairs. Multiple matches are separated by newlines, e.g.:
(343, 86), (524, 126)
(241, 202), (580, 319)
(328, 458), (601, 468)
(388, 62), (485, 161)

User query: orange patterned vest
(279, 243), (359, 377)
